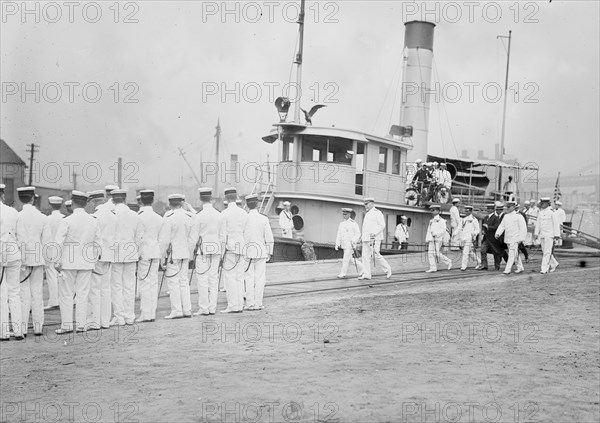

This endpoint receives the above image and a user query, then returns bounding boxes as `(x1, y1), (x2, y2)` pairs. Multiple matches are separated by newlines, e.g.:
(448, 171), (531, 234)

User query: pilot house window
(301, 135), (353, 165)
(378, 147), (388, 172)
(392, 150), (401, 175)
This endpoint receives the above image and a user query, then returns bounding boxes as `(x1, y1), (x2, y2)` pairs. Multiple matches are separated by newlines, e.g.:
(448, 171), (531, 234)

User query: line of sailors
(423, 197), (562, 274)
(0, 184), (274, 340)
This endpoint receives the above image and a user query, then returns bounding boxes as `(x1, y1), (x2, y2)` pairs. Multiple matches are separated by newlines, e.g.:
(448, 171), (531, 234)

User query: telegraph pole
(26, 143), (39, 186)
(72, 171), (78, 190)
(117, 157), (123, 187)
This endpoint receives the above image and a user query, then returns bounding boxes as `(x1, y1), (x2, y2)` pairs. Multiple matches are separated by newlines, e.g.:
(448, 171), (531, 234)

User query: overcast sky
(2, 0), (598, 192)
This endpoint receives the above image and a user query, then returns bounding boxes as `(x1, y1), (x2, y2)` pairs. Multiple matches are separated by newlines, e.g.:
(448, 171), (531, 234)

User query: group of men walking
(0, 183), (274, 341)
(423, 197), (562, 275)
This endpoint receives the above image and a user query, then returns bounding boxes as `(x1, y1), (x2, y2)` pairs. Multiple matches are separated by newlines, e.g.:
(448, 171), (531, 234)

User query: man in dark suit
(478, 202), (508, 270)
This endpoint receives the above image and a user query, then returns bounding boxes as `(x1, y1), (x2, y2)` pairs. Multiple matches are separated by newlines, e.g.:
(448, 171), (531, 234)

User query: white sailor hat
(139, 190), (154, 198)
(363, 197), (375, 204)
(235, 199), (242, 205)
(555, 200), (562, 206)
(111, 189), (127, 198)
(433, 161), (439, 166)
(464, 205), (474, 211)
(65, 200), (72, 206)
(430, 204), (441, 210)
(452, 198), (460, 203)
(530, 198), (536, 203)
(105, 184), (119, 193)
(400, 215), (408, 220)
(198, 187), (212, 195)
(168, 193), (185, 201)
(282, 201), (291, 206)
(0, 183), (5, 193)
(440, 163), (447, 167)
(224, 187), (237, 195)
(524, 200), (530, 205)
(486, 203), (495, 209)
(17, 186), (36, 195)
(415, 159), (422, 163)
(540, 197), (551, 202)
(494, 201), (504, 208)
(245, 194), (259, 202)
(71, 190), (88, 201)
(341, 207), (353, 213)
(48, 196), (63, 204)
(88, 190), (104, 200)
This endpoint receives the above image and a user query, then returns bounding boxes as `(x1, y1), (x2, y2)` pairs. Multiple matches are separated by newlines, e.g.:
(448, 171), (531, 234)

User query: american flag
(553, 172), (562, 203)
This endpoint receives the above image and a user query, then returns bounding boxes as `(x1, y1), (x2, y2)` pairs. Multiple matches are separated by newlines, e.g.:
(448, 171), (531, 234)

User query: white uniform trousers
(504, 242), (524, 273)
(450, 228), (462, 250)
(166, 259), (191, 316)
(59, 269), (92, 331)
(111, 262), (136, 324)
(245, 258), (267, 308)
(524, 230), (534, 247)
(20, 265), (44, 334)
(339, 247), (364, 277)
(44, 264), (60, 307)
(0, 260), (23, 338)
(361, 240), (391, 279)
(460, 241), (481, 270)
(540, 237), (559, 272)
(137, 259), (159, 320)
(195, 254), (220, 314)
(88, 262), (112, 328)
(223, 253), (244, 311)
(428, 240), (452, 271)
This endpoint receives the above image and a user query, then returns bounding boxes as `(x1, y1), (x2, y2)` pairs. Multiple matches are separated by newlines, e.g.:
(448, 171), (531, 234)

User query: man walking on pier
(359, 198), (391, 280)
(535, 197), (560, 274)
(495, 201), (527, 274)
(335, 208), (363, 278)
(425, 205), (452, 273)
(460, 205), (481, 270)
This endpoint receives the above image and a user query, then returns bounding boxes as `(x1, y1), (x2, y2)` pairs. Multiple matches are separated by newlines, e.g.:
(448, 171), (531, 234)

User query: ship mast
(293, 0), (305, 123)
(497, 30), (512, 194)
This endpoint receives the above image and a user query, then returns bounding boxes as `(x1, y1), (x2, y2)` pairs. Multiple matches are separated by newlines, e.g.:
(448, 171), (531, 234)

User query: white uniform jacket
(243, 210), (274, 259)
(0, 203), (20, 264)
(191, 203), (225, 256)
(158, 208), (195, 260)
(495, 211), (527, 244)
(279, 209), (294, 232)
(362, 208), (386, 241)
(54, 209), (101, 270)
(394, 223), (409, 243)
(336, 219), (361, 250)
(112, 203), (144, 263)
(460, 215), (480, 242)
(426, 215), (447, 243)
(535, 208), (560, 238)
(449, 206), (461, 230)
(93, 206), (117, 262)
(222, 203), (248, 255)
(138, 206), (163, 259)
(554, 208), (566, 226)
(16, 204), (49, 266)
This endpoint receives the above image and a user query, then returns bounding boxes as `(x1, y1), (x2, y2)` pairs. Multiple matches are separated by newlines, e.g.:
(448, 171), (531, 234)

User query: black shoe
(34, 333), (43, 337)
(477, 267), (488, 271)
(0, 338), (9, 342)
(14, 335), (25, 341)
(183, 314), (192, 318)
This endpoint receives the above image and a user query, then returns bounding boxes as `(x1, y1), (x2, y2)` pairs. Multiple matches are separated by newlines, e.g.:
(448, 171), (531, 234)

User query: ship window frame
(300, 135), (353, 165)
(378, 146), (388, 173)
(392, 149), (401, 175)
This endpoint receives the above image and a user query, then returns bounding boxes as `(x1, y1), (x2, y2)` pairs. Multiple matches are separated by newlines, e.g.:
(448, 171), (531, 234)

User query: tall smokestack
(400, 21), (435, 165)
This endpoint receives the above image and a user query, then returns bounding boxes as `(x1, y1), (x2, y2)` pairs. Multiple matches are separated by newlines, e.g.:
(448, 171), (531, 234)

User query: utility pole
(26, 143), (39, 186)
(497, 30), (512, 195)
(72, 171), (78, 190)
(117, 157), (123, 187)
(215, 119), (221, 197)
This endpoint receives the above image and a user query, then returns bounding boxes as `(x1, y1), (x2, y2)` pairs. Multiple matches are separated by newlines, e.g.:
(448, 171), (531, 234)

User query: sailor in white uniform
(278, 201), (294, 239)
(221, 187), (248, 313)
(87, 190), (116, 330)
(53, 191), (100, 334)
(110, 189), (144, 326)
(449, 198), (462, 250)
(97, 184), (118, 212)
(0, 184), (24, 341)
(359, 198), (392, 280)
(335, 208), (363, 278)
(459, 205), (481, 270)
(553, 200), (566, 247)
(425, 205), (452, 272)
(158, 194), (195, 319)
(495, 201), (527, 274)
(191, 188), (225, 316)
(16, 186), (49, 336)
(535, 197), (560, 274)
(44, 196), (64, 309)
(242, 194), (274, 310)
(136, 190), (163, 322)
(394, 216), (409, 250)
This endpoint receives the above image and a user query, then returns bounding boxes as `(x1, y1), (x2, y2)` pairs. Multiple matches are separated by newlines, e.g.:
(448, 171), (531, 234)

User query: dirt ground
(1, 259), (599, 423)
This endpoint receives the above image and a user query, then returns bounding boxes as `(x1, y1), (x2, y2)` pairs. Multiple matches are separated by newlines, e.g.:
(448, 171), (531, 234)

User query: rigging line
(372, 51), (404, 134)
(415, 48), (432, 157)
(288, 30), (300, 87)
(387, 70), (402, 135)
(432, 57), (460, 158)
